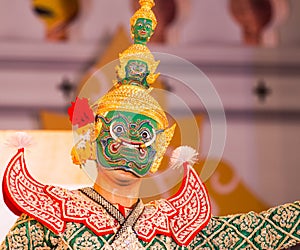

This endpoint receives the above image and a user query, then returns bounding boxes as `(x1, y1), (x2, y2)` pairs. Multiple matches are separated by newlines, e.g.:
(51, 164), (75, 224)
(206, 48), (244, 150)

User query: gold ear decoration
(91, 121), (102, 142)
(150, 124), (176, 173)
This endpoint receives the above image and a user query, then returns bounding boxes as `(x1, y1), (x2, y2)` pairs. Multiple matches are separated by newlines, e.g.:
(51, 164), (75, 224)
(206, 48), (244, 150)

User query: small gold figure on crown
(116, 0), (160, 88)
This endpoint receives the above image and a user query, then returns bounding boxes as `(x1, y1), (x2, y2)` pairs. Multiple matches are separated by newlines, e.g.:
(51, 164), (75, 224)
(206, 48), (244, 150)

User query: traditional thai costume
(1, 0), (299, 249)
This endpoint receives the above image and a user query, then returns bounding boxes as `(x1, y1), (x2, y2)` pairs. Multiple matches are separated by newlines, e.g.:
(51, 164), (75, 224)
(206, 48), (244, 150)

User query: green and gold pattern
(1, 201), (299, 249)
(190, 201), (300, 249)
(1, 214), (68, 249)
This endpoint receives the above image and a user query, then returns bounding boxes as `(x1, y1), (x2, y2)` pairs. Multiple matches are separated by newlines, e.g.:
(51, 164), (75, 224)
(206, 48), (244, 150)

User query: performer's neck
(94, 167), (142, 208)
(93, 184), (139, 208)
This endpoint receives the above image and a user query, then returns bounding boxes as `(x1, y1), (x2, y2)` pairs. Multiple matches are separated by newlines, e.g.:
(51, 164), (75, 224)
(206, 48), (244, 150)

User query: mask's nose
(129, 124), (139, 139)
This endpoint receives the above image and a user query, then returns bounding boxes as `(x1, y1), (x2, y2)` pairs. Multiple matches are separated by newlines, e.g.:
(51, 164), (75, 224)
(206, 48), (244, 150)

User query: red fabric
(117, 204), (126, 217)
(68, 97), (94, 127)
(2, 148), (25, 216)
(2, 149), (211, 246)
(2, 149), (65, 234)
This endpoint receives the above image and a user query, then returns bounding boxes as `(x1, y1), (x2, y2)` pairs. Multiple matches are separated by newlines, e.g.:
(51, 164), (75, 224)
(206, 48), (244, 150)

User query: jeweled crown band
(96, 85), (168, 130)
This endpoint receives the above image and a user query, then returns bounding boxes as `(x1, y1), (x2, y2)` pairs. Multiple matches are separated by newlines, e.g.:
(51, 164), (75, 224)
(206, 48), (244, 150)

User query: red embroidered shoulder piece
(2, 149), (211, 246)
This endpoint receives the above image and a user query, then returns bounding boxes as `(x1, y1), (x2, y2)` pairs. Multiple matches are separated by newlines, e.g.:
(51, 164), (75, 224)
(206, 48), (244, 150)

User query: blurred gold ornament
(32, 0), (79, 41)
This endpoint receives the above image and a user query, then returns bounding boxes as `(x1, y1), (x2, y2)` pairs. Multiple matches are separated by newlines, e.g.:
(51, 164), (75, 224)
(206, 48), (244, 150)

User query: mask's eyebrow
(95, 113), (129, 124)
(95, 114), (111, 124)
(156, 129), (164, 135)
(135, 120), (155, 131)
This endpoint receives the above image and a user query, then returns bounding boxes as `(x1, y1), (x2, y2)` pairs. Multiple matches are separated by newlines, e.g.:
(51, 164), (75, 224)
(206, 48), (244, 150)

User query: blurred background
(0, 0), (299, 242)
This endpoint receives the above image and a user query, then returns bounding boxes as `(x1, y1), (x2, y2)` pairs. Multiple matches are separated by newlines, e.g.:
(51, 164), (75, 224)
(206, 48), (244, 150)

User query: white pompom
(5, 132), (33, 149)
(169, 146), (198, 169)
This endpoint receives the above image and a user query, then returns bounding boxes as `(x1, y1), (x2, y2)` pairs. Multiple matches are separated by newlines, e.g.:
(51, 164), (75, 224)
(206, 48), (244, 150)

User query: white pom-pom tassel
(169, 146), (198, 169)
(5, 132), (33, 149)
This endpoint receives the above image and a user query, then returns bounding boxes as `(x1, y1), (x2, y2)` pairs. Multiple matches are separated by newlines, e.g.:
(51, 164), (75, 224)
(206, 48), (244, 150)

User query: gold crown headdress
(71, 0), (175, 173)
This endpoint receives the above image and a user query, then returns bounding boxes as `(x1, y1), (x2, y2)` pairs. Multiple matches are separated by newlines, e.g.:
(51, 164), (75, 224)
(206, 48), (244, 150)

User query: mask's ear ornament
(150, 123), (176, 173)
(68, 97), (96, 166)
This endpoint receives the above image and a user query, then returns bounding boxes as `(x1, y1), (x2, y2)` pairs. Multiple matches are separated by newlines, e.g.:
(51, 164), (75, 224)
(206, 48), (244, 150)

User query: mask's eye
(140, 129), (152, 141)
(145, 24), (151, 29)
(113, 124), (125, 135)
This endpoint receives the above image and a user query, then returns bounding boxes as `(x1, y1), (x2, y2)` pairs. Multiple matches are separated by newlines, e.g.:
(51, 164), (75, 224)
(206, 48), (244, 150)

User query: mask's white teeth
(121, 141), (139, 149)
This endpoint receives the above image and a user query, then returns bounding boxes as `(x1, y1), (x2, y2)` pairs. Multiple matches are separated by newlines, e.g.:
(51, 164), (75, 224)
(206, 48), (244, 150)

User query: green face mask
(132, 18), (153, 45)
(96, 111), (159, 177)
(123, 59), (149, 87)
